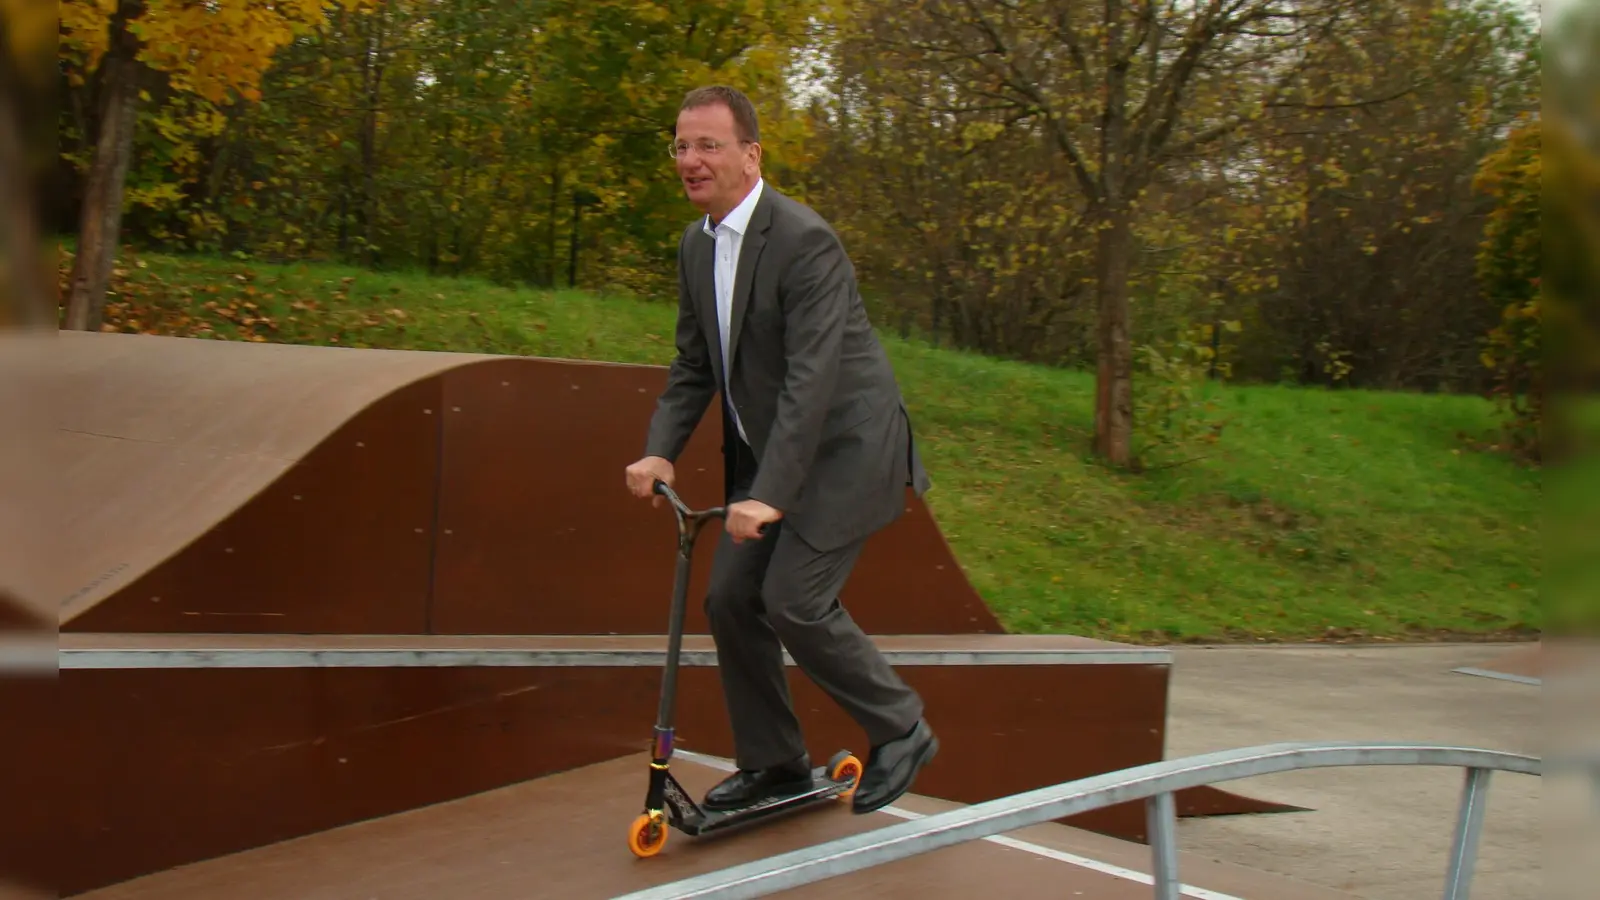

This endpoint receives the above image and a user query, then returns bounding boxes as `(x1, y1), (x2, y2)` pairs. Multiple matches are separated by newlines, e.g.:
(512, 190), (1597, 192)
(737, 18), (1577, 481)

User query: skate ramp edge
(69, 752), (1355, 900)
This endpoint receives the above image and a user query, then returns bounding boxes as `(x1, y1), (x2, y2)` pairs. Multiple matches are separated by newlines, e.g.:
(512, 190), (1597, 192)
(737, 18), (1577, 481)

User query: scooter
(626, 479), (864, 859)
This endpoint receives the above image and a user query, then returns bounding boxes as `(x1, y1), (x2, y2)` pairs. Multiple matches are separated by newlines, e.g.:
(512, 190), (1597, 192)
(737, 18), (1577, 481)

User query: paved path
(1163, 643), (1542, 900)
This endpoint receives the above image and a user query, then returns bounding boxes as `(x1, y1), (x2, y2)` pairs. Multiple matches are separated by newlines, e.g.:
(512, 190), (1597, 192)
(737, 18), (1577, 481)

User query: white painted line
(673, 750), (1247, 900)
(1452, 666), (1541, 686)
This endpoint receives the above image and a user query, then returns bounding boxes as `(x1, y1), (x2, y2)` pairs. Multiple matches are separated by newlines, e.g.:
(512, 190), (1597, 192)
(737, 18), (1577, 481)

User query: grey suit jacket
(643, 185), (931, 552)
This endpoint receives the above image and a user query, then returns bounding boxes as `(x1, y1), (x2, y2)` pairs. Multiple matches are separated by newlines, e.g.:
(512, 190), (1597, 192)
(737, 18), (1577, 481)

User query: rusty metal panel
(67, 376), (444, 634)
(427, 358), (1002, 635)
(427, 358), (726, 634)
(0, 662), (56, 897)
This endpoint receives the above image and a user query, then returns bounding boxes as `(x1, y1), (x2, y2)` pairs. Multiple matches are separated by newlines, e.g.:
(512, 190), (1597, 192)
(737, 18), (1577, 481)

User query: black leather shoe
(703, 757), (812, 811)
(852, 719), (938, 814)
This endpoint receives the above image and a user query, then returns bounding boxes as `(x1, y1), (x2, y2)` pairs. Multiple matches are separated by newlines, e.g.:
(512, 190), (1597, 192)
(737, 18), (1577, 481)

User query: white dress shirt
(701, 177), (764, 445)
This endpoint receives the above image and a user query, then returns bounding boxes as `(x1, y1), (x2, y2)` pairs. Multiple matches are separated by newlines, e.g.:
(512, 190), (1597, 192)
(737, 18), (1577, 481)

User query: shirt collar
(703, 178), (764, 238)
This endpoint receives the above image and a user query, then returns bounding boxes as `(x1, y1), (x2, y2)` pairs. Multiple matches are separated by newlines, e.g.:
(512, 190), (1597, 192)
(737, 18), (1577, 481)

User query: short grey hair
(679, 85), (760, 143)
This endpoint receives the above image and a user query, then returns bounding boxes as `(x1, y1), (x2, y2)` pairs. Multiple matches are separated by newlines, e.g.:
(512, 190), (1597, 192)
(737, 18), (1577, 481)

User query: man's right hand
(625, 455), (676, 505)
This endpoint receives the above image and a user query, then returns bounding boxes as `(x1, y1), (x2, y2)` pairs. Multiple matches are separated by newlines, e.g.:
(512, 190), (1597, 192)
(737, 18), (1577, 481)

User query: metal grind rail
(613, 741), (1549, 900)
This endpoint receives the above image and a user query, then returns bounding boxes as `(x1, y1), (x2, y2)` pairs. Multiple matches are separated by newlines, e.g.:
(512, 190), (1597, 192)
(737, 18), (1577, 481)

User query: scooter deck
(669, 765), (857, 839)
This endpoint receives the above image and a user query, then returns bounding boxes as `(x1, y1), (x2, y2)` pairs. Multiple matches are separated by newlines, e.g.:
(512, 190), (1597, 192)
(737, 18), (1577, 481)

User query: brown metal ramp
(54, 329), (1002, 635)
(74, 753), (1356, 900)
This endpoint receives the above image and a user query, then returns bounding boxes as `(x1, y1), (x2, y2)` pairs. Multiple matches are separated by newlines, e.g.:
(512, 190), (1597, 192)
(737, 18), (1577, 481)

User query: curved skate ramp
(56, 331), (1003, 635)
(54, 332), (486, 627)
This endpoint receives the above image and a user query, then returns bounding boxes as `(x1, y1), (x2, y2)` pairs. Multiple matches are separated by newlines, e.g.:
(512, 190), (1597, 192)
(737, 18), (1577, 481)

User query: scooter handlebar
(652, 479), (726, 521)
(651, 481), (769, 535)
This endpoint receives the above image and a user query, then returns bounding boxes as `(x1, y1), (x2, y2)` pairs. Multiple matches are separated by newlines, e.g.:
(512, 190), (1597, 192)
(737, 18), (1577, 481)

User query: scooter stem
(654, 548), (694, 744)
(650, 480), (726, 761)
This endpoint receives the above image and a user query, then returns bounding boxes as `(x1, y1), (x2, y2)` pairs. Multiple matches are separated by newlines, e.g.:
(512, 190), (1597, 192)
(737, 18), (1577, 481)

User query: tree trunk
(1092, 200), (1134, 466)
(1093, 0), (1134, 467)
(62, 0), (145, 332)
(545, 160), (562, 287)
(568, 191), (582, 287)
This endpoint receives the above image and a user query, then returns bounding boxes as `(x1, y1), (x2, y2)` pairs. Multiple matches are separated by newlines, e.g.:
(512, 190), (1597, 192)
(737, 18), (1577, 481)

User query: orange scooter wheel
(627, 812), (668, 858)
(829, 753), (864, 800)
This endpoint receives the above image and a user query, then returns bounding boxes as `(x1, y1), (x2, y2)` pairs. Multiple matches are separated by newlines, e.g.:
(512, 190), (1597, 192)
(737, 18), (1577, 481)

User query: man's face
(674, 102), (758, 218)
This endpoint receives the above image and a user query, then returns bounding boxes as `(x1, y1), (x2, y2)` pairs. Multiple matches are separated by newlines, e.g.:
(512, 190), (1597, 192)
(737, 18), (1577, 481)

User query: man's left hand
(726, 499), (782, 543)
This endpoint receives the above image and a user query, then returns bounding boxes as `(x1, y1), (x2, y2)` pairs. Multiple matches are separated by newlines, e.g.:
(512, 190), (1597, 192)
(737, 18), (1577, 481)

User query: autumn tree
(800, 0), (1536, 394)
(800, 38), (1097, 362)
(847, 0), (1426, 466)
(1198, 0), (1539, 388)
(58, 0), (336, 331)
(80, 0), (820, 298)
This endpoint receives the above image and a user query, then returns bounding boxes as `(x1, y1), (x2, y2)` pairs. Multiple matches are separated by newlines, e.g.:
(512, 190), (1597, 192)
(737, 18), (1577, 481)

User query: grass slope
(79, 249), (1541, 644)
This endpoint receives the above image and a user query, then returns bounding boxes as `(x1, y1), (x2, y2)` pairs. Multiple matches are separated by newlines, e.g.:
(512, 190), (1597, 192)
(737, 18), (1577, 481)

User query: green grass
(83, 248), (1542, 644)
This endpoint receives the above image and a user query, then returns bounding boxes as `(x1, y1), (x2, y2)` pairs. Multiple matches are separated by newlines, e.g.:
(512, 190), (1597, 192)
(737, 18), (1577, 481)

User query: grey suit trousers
(708, 439), (924, 771)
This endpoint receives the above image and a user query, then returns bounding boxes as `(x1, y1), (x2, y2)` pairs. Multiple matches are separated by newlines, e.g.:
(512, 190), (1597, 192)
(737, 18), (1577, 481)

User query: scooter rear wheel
(828, 752), (864, 800)
(627, 812), (668, 858)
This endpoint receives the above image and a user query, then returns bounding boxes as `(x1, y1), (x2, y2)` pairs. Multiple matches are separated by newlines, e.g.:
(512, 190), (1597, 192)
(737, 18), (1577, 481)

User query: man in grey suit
(624, 85), (938, 815)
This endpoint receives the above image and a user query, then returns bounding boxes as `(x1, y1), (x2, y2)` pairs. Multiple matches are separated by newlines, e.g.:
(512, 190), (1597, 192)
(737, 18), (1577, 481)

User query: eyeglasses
(668, 138), (754, 160)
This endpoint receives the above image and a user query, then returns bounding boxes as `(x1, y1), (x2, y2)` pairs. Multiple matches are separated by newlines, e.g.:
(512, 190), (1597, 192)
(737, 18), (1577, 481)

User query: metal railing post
(1441, 767), (1491, 900)
(1146, 791), (1180, 900)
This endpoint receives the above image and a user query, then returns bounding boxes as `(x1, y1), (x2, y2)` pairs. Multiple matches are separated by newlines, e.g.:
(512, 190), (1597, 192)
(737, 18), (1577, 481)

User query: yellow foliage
(60, 0), (332, 103)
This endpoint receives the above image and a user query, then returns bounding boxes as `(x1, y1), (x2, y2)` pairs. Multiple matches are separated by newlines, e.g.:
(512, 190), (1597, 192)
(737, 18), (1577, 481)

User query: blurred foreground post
(1, 3), (65, 897)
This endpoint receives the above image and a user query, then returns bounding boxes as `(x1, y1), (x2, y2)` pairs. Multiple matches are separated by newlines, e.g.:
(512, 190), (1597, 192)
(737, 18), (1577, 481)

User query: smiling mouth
(684, 176), (710, 188)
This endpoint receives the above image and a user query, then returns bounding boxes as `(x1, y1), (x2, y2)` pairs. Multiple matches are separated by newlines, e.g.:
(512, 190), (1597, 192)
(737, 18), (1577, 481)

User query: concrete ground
(1162, 643), (1543, 900)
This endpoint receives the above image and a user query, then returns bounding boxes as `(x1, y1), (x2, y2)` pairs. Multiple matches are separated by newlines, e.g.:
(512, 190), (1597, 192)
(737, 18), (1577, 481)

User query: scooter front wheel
(627, 812), (668, 858)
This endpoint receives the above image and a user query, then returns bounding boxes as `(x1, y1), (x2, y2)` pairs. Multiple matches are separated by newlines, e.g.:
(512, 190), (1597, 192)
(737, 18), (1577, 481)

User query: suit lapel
(726, 190), (772, 380)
